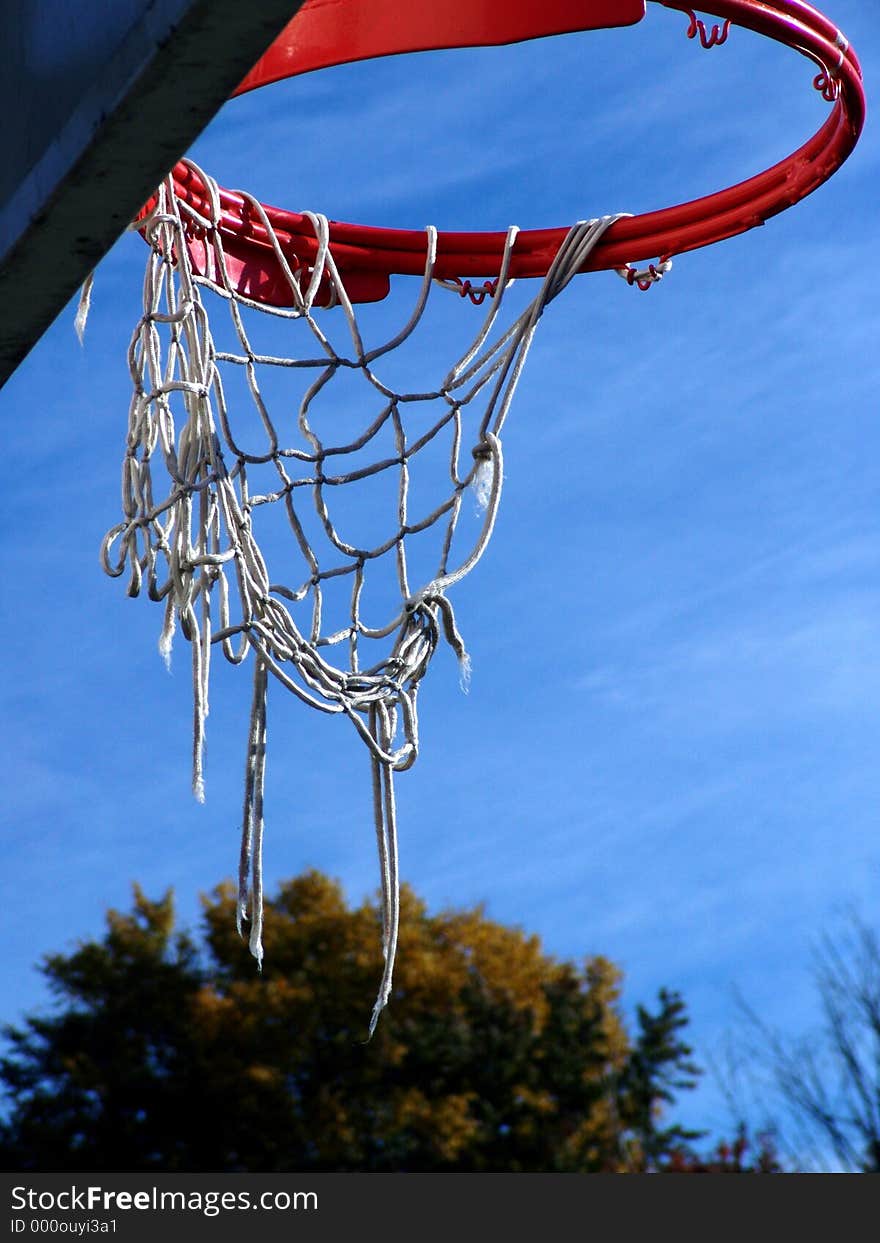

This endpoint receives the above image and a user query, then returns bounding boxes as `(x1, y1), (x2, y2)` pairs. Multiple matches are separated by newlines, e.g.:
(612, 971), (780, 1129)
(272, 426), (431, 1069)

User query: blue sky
(0, 1), (877, 1147)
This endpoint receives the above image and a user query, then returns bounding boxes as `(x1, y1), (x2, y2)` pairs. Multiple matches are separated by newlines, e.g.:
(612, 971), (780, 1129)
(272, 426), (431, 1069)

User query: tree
(1, 872), (706, 1172)
(664, 1125), (783, 1173)
(615, 988), (702, 1171)
(0, 888), (204, 1170)
(737, 912), (880, 1173)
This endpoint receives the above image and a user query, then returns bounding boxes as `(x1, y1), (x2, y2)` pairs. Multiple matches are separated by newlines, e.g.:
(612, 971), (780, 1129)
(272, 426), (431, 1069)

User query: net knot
(471, 440), (494, 462)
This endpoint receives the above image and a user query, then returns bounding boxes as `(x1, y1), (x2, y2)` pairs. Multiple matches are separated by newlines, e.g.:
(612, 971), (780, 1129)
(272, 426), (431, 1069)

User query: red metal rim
(168, 0), (865, 305)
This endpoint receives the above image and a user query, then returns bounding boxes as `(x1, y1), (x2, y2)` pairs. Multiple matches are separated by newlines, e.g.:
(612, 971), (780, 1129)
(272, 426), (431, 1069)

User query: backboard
(0, 0), (306, 389)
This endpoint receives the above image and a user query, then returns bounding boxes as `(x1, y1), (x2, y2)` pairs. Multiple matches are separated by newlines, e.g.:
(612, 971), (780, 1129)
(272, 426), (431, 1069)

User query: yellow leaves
(582, 955), (629, 1070)
(439, 908), (548, 993)
(190, 984), (235, 1039)
(394, 1089), (480, 1164)
(246, 1064), (281, 1088)
(275, 871), (350, 922)
(511, 1085), (555, 1116)
(584, 954), (623, 1000)
(104, 885), (176, 955)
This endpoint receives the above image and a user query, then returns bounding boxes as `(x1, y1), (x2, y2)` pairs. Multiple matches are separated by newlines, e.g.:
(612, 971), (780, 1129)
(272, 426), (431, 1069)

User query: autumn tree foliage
(1, 873), (707, 1172)
(664, 1126), (782, 1174)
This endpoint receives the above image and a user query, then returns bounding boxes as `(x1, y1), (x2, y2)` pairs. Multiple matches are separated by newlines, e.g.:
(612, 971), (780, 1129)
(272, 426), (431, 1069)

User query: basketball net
(101, 161), (663, 1033)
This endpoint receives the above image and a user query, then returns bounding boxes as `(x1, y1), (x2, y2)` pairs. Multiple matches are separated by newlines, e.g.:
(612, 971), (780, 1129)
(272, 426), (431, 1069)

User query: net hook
(616, 257), (673, 292)
(437, 276), (501, 305)
(684, 9), (731, 49)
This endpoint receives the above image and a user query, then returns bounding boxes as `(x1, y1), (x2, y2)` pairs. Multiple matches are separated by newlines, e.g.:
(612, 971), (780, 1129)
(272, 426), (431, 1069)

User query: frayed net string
(101, 161), (626, 1032)
(238, 656), (268, 964)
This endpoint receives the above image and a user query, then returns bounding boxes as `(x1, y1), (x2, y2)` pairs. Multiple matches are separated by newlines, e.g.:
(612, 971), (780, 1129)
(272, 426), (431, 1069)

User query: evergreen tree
(615, 988), (702, 1170)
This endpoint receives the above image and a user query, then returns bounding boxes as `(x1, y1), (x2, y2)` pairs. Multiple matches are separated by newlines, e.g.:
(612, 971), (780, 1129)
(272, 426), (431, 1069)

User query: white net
(102, 160), (629, 1033)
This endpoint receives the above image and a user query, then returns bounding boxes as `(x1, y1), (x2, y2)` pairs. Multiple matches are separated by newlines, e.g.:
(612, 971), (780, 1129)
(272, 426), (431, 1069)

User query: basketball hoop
(165, 0), (864, 307)
(103, 0), (864, 1034)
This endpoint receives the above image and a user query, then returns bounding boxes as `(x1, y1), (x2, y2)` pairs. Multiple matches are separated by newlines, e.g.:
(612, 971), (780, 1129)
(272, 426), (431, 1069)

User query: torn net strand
(102, 159), (625, 1031)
